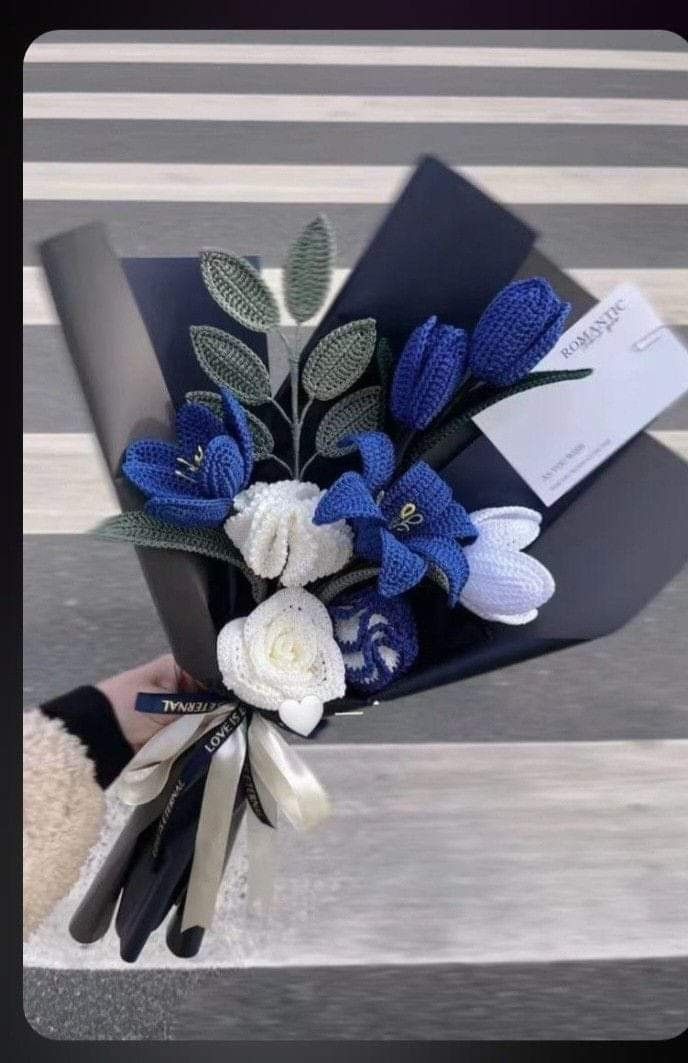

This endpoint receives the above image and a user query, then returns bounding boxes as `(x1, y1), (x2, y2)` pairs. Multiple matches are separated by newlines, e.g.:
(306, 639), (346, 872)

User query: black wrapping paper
(40, 156), (688, 709)
(39, 228), (268, 688)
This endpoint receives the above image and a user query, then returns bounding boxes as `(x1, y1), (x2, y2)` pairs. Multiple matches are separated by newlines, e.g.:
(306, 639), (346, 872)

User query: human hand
(97, 654), (199, 751)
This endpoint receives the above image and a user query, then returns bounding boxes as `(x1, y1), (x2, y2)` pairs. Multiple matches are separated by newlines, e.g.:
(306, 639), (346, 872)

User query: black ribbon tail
(166, 790), (247, 959)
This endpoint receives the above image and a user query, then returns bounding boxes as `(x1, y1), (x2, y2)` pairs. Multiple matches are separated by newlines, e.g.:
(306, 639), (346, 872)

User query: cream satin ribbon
(114, 704), (331, 932)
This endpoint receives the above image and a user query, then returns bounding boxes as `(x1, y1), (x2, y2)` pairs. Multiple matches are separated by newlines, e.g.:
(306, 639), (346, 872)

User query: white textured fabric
(217, 588), (346, 713)
(225, 480), (352, 587)
(460, 506), (555, 625)
(23, 711), (104, 940)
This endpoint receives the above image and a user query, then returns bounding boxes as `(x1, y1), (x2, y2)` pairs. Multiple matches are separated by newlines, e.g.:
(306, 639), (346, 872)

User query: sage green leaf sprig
(192, 216), (379, 479)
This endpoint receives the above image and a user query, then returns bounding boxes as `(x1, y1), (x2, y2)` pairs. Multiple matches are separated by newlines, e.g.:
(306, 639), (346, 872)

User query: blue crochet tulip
(390, 315), (469, 430)
(314, 432), (477, 603)
(329, 586), (419, 694)
(468, 278), (571, 387)
(122, 390), (253, 528)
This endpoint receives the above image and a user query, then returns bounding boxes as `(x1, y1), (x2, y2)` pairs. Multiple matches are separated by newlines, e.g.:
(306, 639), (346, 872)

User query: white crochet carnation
(460, 506), (555, 625)
(217, 588), (346, 731)
(224, 480), (352, 587)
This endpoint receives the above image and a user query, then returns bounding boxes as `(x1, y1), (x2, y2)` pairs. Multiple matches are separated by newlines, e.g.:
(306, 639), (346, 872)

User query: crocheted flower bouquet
(69, 212), (594, 961)
(106, 229), (587, 716)
(38, 155), (688, 962)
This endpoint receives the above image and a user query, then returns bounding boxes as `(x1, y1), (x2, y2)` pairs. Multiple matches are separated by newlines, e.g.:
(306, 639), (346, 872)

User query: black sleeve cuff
(40, 685), (133, 789)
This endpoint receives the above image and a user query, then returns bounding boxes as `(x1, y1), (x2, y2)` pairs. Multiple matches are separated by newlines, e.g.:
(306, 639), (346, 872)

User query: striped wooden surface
(25, 739), (688, 969)
(23, 264), (688, 325)
(22, 28), (688, 1040)
(23, 93), (688, 124)
(22, 162), (688, 203)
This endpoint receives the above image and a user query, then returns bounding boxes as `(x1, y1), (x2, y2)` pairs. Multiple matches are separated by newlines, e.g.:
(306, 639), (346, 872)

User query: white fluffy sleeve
(23, 710), (105, 940)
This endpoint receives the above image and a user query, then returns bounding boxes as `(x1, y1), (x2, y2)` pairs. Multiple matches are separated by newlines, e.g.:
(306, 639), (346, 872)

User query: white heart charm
(278, 695), (324, 737)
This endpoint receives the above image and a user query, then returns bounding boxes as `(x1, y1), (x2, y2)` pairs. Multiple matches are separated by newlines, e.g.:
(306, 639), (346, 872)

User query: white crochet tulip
(217, 588), (346, 734)
(460, 507), (555, 625)
(224, 480), (352, 587)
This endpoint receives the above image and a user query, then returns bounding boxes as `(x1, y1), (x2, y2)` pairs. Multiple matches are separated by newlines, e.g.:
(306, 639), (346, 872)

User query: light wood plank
(23, 43), (688, 71)
(24, 265), (688, 327)
(23, 93), (688, 126)
(23, 433), (119, 533)
(566, 269), (688, 324)
(23, 163), (688, 205)
(24, 739), (688, 969)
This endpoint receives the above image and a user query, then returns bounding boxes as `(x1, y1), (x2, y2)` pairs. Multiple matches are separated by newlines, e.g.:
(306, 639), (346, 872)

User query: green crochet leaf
(284, 215), (335, 324)
(464, 368), (593, 418)
(93, 512), (267, 602)
(185, 389), (224, 418)
(200, 250), (279, 332)
(315, 565), (381, 605)
(245, 410), (275, 460)
(190, 325), (272, 406)
(315, 386), (383, 458)
(406, 368), (592, 465)
(302, 319), (377, 400)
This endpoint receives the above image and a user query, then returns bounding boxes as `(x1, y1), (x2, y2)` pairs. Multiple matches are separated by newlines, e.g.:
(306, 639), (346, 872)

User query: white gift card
(473, 284), (688, 506)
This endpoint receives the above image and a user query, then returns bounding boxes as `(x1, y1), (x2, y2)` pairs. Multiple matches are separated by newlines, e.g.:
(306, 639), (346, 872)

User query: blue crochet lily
(314, 432), (476, 603)
(122, 390), (253, 527)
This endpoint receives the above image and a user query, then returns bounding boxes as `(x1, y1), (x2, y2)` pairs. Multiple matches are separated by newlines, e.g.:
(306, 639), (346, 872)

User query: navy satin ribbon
(135, 691), (231, 715)
(151, 704), (248, 861)
(241, 756), (274, 827)
(136, 692), (274, 861)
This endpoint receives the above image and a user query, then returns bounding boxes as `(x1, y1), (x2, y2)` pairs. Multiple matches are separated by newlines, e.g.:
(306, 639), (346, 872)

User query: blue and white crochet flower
(314, 432), (477, 603)
(329, 587), (419, 694)
(122, 390), (253, 528)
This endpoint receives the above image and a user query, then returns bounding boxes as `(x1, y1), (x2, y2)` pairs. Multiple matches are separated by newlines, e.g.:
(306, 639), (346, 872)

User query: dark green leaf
(190, 325), (272, 406)
(464, 368), (593, 418)
(315, 565), (380, 605)
(284, 215), (335, 324)
(315, 386), (383, 457)
(93, 512), (267, 602)
(302, 318), (377, 400)
(200, 250), (279, 332)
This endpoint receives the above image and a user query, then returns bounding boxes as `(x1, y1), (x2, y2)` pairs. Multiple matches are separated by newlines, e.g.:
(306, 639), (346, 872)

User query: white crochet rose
(217, 588), (346, 735)
(460, 507), (555, 625)
(224, 480), (352, 587)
